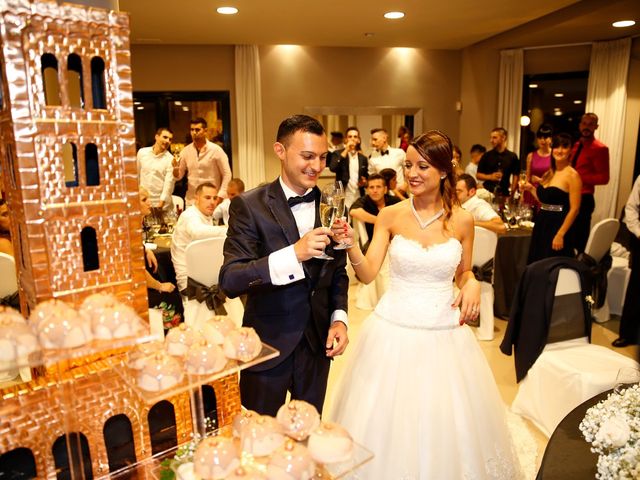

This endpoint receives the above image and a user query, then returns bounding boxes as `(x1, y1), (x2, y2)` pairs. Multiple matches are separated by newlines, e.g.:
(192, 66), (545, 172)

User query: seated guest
(171, 182), (227, 294)
(465, 144), (486, 181)
(213, 178), (245, 225)
(0, 199), (13, 257)
(456, 174), (506, 234)
(350, 174), (401, 251)
(379, 168), (407, 199)
(139, 187), (182, 322)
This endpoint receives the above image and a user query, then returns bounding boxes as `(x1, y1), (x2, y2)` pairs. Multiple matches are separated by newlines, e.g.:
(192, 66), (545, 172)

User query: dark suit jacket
(328, 149), (368, 196)
(219, 179), (349, 371)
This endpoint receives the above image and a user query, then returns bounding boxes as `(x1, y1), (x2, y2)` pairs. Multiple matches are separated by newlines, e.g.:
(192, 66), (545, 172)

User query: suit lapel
(267, 180), (300, 246)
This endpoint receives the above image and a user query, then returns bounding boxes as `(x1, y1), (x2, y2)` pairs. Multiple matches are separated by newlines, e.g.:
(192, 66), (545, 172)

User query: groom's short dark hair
(276, 115), (325, 146)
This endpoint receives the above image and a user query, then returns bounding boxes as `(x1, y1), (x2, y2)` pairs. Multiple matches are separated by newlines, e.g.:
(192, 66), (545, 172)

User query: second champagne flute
(315, 184), (338, 260)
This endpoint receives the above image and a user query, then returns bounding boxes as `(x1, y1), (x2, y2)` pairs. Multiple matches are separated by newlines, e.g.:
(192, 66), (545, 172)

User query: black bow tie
(380, 150), (389, 156)
(287, 188), (318, 207)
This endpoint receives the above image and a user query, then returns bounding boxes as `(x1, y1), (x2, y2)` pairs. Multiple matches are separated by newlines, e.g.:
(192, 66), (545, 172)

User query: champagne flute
(315, 184), (338, 260)
(331, 181), (351, 250)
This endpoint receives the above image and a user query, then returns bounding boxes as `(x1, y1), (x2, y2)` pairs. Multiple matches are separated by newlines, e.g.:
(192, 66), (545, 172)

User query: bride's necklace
(410, 197), (444, 229)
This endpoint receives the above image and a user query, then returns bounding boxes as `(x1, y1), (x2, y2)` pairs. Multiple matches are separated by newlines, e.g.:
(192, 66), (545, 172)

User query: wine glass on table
(314, 183), (339, 260)
(613, 367), (640, 395)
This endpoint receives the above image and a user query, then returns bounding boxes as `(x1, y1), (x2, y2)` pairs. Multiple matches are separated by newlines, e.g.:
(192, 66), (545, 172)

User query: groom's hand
(294, 227), (332, 261)
(326, 321), (348, 357)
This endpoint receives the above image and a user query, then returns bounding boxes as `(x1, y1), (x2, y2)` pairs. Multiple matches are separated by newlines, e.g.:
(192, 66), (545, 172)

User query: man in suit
(328, 126), (368, 210)
(219, 115), (349, 416)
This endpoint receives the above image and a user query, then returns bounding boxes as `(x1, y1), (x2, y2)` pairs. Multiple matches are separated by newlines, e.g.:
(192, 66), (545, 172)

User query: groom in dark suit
(219, 115), (349, 416)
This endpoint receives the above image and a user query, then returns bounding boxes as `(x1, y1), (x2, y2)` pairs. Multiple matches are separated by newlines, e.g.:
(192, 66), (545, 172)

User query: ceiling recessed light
(384, 11), (405, 19)
(529, 83), (538, 88)
(174, 101), (182, 106)
(520, 116), (531, 127)
(136, 106), (144, 110)
(573, 100), (583, 105)
(612, 20), (635, 28)
(554, 111), (562, 116)
(554, 93), (564, 97)
(554, 107), (561, 111)
(217, 6), (238, 15)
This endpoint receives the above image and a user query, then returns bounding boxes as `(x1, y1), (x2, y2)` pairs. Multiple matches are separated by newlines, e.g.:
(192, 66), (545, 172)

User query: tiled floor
(325, 283), (639, 473)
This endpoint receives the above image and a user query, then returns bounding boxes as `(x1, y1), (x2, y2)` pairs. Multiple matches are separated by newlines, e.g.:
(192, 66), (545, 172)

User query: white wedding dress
(330, 235), (522, 480)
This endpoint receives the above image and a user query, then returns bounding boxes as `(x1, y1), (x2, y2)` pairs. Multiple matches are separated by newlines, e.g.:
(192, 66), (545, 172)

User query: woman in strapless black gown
(524, 133), (582, 264)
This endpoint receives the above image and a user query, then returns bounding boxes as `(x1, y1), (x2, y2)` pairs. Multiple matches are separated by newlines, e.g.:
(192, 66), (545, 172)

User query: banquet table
(493, 227), (532, 319)
(536, 389), (610, 479)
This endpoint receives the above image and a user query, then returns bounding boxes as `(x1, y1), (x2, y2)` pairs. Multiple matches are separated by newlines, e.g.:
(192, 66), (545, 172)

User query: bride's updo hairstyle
(409, 130), (457, 226)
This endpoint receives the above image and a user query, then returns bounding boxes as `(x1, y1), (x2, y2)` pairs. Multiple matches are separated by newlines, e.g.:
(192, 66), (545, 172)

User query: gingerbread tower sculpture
(0, 0), (148, 317)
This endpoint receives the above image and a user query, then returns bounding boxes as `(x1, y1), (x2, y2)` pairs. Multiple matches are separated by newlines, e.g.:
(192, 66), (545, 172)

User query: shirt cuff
(268, 245), (305, 285)
(331, 309), (348, 328)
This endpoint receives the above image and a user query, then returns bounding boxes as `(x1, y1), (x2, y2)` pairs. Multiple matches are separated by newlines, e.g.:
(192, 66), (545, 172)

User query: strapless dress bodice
(374, 235), (462, 329)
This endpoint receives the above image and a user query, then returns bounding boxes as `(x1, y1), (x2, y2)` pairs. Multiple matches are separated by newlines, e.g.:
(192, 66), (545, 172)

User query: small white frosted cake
(91, 304), (141, 340)
(165, 324), (200, 357)
(222, 327), (262, 362)
(226, 467), (267, 479)
(201, 315), (237, 345)
(307, 421), (354, 464)
(31, 300), (92, 349)
(137, 352), (183, 392)
(80, 293), (119, 317)
(232, 409), (259, 438)
(240, 415), (286, 457)
(266, 439), (315, 480)
(184, 341), (227, 375)
(193, 436), (240, 479)
(0, 308), (40, 375)
(126, 341), (165, 370)
(276, 400), (320, 441)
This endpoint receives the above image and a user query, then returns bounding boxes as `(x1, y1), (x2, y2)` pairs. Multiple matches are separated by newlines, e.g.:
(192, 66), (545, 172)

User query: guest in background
(171, 182), (227, 294)
(213, 178), (245, 225)
(0, 199), (13, 257)
(452, 145), (464, 178)
(524, 133), (581, 264)
(523, 124), (553, 209)
(172, 117), (232, 206)
(397, 125), (411, 151)
(328, 131), (344, 152)
(456, 174), (506, 234)
(570, 113), (610, 253)
(465, 144), (486, 182)
(379, 168), (407, 199)
(328, 126), (369, 210)
(477, 127), (520, 197)
(368, 128), (406, 187)
(612, 175), (640, 348)
(137, 127), (175, 210)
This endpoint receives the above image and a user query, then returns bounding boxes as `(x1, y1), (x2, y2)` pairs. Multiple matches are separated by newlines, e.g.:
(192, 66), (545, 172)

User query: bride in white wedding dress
(330, 131), (522, 479)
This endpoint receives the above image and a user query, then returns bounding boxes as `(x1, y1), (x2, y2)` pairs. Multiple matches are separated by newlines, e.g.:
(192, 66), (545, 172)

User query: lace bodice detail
(374, 235), (462, 329)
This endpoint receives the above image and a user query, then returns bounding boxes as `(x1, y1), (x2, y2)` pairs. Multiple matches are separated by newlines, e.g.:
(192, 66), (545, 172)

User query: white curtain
(235, 45), (265, 189)
(586, 38), (631, 223)
(497, 49), (524, 155)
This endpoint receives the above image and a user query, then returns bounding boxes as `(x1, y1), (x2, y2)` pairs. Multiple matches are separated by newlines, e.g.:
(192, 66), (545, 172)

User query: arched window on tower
(52, 433), (93, 480)
(67, 53), (84, 108)
(201, 385), (218, 432)
(0, 447), (37, 479)
(148, 400), (177, 455)
(81, 226), (99, 272)
(91, 57), (106, 110)
(41, 53), (61, 106)
(103, 414), (136, 473)
(85, 143), (100, 186)
(62, 141), (79, 187)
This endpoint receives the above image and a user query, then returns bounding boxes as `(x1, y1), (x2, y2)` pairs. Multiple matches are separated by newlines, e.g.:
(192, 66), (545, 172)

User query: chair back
(472, 226), (497, 268)
(353, 219), (369, 251)
(584, 218), (619, 263)
(548, 267), (589, 343)
(0, 253), (17, 298)
(172, 195), (185, 212)
(185, 237), (225, 286)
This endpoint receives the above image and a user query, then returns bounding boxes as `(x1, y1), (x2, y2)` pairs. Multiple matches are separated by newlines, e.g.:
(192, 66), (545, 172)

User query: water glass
(613, 367), (640, 395)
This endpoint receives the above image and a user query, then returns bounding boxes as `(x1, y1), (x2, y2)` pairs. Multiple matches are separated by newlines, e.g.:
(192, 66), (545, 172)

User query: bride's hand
(332, 217), (354, 247)
(452, 277), (481, 325)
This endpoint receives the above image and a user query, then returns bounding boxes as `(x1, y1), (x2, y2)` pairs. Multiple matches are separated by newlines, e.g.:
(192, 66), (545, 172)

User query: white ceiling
(118, 0), (639, 50)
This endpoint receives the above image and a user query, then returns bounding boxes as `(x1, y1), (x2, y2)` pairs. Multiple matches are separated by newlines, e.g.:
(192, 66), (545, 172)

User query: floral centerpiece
(579, 384), (640, 479)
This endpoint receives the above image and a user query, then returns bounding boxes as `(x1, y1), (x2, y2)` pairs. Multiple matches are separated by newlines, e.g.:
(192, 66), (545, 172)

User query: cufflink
(289, 274), (295, 280)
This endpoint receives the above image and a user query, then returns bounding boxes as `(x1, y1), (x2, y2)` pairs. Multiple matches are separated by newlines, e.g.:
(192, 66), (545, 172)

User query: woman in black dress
(524, 133), (582, 264)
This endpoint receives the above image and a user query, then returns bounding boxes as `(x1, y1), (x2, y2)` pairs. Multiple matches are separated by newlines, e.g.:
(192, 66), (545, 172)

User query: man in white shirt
(213, 178), (245, 225)
(456, 174), (506, 234)
(137, 127), (175, 210)
(465, 144), (486, 182)
(171, 182), (227, 293)
(368, 128), (406, 186)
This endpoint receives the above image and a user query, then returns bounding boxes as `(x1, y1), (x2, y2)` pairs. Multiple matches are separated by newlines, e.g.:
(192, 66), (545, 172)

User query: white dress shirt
(625, 175), (640, 238)
(137, 146), (175, 207)
(465, 162), (478, 180)
(267, 177), (347, 325)
(345, 151), (361, 209)
(368, 147), (406, 185)
(171, 205), (227, 291)
(461, 194), (500, 222)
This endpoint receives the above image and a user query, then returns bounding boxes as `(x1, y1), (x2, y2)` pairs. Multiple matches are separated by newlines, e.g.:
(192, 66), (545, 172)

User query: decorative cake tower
(0, 0), (147, 317)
